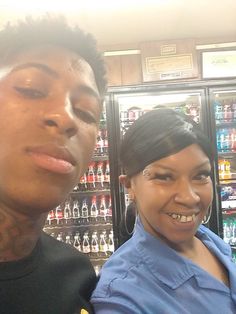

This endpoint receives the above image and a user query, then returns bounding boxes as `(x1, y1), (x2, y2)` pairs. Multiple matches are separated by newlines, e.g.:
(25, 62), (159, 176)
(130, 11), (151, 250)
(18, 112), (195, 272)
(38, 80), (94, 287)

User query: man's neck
(0, 206), (46, 262)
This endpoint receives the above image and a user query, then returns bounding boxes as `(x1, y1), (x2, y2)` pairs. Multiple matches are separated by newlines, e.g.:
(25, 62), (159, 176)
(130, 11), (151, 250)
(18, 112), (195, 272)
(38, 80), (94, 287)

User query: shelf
(222, 209), (236, 215)
(44, 221), (113, 230)
(91, 155), (109, 161)
(218, 152), (236, 156)
(215, 121), (236, 128)
(71, 189), (111, 196)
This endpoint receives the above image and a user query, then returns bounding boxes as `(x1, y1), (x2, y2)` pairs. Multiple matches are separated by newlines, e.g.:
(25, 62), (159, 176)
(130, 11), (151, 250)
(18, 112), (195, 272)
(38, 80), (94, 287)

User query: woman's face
(0, 45), (101, 215)
(127, 144), (213, 248)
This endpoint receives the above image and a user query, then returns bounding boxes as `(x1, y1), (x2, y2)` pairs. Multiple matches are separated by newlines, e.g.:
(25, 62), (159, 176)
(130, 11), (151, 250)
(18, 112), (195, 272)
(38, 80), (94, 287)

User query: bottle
(103, 129), (109, 155)
(90, 232), (99, 257)
(107, 195), (112, 223)
(81, 199), (89, 224)
(72, 200), (80, 225)
(47, 209), (55, 226)
(79, 172), (88, 191)
(107, 230), (115, 256)
(104, 161), (110, 189)
(55, 205), (63, 225)
(56, 232), (63, 242)
(224, 160), (231, 179)
(96, 130), (104, 155)
(82, 232), (91, 255)
(90, 195), (98, 224)
(99, 233), (108, 257)
(65, 234), (73, 246)
(87, 162), (96, 190)
(73, 233), (81, 251)
(96, 161), (104, 190)
(63, 201), (72, 225)
(99, 195), (108, 222)
(214, 100), (223, 123)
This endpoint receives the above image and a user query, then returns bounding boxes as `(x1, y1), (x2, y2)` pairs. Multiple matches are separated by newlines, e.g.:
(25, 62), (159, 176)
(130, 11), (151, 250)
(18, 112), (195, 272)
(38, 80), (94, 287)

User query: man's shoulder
(41, 232), (93, 269)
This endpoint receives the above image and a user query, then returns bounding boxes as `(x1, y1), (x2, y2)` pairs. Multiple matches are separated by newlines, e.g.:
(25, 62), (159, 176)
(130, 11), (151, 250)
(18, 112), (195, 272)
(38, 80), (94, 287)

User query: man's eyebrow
(11, 62), (59, 78)
(75, 85), (101, 103)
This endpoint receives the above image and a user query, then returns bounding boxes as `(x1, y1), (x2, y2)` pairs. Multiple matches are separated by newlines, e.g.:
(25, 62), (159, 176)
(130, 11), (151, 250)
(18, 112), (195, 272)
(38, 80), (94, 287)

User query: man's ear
(119, 174), (131, 188)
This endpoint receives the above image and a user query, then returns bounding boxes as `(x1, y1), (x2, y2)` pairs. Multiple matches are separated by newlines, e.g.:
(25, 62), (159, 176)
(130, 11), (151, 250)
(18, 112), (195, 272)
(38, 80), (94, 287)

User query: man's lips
(26, 144), (77, 174)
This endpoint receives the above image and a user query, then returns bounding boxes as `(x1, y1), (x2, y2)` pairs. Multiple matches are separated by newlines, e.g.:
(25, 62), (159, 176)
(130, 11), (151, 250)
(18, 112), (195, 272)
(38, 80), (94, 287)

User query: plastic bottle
(96, 161), (104, 190)
(90, 232), (99, 257)
(87, 162), (96, 190)
(81, 199), (89, 224)
(63, 201), (72, 225)
(82, 232), (91, 254)
(72, 200), (80, 225)
(107, 230), (115, 256)
(73, 234), (81, 251)
(90, 196), (98, 224)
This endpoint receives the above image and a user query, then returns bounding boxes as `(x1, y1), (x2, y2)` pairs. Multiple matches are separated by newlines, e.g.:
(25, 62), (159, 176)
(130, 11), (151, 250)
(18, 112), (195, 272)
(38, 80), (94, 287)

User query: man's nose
(42, 96), (78, 138)
(174, 179), (200, 206)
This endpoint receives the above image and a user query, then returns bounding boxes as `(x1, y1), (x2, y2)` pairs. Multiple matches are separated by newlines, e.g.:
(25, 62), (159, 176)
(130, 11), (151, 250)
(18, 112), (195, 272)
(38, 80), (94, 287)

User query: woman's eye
(14, 86), (45, 99)
(73, 107), (97, 124)
(151, 173), (173, 182)
(194, 171), (211, 181)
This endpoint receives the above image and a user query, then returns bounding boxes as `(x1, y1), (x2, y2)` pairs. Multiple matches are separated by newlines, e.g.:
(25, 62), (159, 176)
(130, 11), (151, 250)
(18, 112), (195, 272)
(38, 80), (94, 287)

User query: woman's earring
(202, 205), (212, 224)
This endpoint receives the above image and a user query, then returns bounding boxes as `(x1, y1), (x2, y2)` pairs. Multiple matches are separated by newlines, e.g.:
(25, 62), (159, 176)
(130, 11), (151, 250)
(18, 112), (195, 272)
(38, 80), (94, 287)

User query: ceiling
(0, 0), (235, 47)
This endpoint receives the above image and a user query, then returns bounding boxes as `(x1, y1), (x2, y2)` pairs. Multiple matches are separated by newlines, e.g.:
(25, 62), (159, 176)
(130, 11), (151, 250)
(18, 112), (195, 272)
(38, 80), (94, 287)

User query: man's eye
(74, 108), (97, 124)
(14, 86), (45, 99)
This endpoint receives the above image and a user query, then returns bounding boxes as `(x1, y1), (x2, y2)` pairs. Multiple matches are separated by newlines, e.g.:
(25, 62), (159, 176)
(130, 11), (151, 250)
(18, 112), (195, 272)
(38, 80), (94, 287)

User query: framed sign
(202, 50), (236, 79)
(141, 39), (199, 82)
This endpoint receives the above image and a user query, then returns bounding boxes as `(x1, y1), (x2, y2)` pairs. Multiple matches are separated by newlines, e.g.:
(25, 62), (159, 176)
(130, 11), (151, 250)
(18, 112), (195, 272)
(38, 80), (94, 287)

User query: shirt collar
(133, 216), (194, 289)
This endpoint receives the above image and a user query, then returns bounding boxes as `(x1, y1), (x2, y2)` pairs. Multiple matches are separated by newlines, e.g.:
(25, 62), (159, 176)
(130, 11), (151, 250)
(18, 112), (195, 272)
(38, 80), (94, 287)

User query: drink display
(213, 91), (236, 261)
(44, 109), (114, 270)
(119, 94), (201, 137)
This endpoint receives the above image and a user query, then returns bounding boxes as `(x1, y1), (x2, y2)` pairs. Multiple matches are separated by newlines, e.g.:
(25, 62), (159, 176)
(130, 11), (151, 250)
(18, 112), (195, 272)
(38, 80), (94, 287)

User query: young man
(0, 16), (106, 314)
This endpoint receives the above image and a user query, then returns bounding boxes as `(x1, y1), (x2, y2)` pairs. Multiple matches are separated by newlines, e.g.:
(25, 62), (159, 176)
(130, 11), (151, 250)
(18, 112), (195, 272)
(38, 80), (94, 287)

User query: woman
(91, 108), (236, 313)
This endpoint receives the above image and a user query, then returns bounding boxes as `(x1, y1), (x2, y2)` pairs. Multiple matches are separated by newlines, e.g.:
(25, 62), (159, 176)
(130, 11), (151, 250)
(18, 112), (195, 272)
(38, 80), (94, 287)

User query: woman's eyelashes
(194, 170), (212, 182)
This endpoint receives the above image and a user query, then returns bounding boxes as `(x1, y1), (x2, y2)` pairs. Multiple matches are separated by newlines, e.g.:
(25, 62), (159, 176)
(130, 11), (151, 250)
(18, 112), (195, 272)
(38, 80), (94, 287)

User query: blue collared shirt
(91, 217), (236, 314)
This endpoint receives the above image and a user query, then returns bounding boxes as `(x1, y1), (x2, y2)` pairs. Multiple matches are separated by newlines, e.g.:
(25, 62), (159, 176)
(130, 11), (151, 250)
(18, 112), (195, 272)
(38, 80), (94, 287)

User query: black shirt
(0, 232), (97, 314)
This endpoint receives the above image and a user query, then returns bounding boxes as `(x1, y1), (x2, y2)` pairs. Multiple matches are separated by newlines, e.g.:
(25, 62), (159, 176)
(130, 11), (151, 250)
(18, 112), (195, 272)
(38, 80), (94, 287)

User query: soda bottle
(96, 161), (104, 190)
(104, 161), (110, 189)
(224, 160), (232, 179)
(47, 209), (55, 226)
(107, 230), (115, 256)
(72, 200), (80, 225)
(99, 233), (108, 257)
(107, 195), (112, 223)
(103, 129), (109, 155)
(56, 232), (63, 242)
(90, 195), (98, 224)
(73, 233), (81, 251)
(82, 232), (91, 255)
(65, 234), (73, 246)
(81, 199), (89, 224)
(214, 100), (223, 123)
(63, 201), (72, 225)
(96, 130), (104, 155)
(99, 195), (108, 222)
(79, 172), (88, 191)
(90, 232), (99, 257)
(87, 162), (96, 190)
(55, 205), (63, 225)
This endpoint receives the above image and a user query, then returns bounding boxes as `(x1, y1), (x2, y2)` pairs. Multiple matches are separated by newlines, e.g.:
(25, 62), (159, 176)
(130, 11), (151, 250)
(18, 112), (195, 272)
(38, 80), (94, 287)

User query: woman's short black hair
(120, 108), (213, 177)
(0, 15), (107, 96)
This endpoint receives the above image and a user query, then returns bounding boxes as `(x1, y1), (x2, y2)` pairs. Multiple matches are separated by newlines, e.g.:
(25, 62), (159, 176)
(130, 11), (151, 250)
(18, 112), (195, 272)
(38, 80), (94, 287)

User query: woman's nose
(174, 179), (200, 206)
(43, 97), (78, 138)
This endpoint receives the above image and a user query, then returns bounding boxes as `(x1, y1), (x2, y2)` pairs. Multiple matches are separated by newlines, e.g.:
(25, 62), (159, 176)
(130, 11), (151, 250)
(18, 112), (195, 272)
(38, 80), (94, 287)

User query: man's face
(0, 45), (101, 215)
